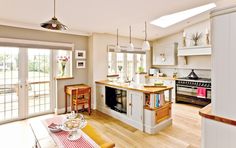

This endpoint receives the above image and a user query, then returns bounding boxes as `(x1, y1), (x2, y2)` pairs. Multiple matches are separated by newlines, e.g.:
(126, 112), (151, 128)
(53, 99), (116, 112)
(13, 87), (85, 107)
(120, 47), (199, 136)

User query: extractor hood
(178, 45), (212, 56)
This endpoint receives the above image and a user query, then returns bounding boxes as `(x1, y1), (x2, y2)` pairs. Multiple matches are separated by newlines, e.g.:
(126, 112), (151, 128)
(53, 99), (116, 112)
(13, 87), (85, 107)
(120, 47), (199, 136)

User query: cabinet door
(96, 84), (105, 108)
(128, 91), (143, 122)
(152, 43), (177, 66)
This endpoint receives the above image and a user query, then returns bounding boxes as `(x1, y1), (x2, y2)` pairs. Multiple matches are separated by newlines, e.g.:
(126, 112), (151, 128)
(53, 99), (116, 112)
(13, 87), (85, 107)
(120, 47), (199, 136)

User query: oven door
(176, 85), (211, 106)
(176, 85), (197, 97)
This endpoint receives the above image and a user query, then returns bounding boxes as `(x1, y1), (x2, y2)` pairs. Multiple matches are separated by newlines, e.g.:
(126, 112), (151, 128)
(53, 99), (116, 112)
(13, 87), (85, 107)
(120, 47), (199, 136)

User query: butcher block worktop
(95, 80), (173, 94)
(199, 104), (236, 126)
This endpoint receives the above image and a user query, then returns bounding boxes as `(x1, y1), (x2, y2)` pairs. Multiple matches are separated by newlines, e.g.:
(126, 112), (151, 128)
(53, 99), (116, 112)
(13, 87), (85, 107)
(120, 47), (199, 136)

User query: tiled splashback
(159, 68), (211, 79)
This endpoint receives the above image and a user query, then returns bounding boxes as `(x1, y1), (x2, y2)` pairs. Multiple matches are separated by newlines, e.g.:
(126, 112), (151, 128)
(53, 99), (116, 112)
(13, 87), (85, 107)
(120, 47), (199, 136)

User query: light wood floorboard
(0, 103), (201, 148)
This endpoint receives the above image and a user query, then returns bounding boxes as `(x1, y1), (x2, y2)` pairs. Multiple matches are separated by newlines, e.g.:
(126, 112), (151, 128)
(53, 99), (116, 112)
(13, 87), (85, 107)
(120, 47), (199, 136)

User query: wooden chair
(73, 87), (91, 115)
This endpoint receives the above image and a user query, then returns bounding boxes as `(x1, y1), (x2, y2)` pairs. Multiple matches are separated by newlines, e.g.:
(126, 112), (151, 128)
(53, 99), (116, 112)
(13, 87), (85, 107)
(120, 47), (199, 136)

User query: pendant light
(41, 0), (68, 31)
(115, 28), (121, 52)
(128, 25), (134, 51)
(142, 21), (150, 51)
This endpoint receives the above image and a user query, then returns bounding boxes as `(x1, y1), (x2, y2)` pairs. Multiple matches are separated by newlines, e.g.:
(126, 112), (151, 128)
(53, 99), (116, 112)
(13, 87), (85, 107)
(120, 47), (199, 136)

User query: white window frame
(107, 52), (147, 77)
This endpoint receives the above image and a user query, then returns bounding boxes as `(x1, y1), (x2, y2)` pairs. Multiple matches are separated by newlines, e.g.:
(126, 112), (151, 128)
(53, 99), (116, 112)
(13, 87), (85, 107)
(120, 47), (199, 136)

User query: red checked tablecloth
(44, 116), (99, 148)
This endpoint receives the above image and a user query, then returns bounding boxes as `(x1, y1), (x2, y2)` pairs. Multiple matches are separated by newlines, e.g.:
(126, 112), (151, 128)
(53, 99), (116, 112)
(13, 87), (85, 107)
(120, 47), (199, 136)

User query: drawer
(155, 102), (172, 123)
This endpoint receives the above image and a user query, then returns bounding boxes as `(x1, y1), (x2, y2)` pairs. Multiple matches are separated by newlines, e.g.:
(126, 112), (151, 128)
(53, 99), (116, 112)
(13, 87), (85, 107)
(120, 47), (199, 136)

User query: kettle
(187, 69), (199, 80)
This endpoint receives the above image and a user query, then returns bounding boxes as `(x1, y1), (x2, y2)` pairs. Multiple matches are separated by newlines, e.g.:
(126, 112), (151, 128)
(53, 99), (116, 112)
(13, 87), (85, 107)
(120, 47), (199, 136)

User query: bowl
(48, 125), (62, 133)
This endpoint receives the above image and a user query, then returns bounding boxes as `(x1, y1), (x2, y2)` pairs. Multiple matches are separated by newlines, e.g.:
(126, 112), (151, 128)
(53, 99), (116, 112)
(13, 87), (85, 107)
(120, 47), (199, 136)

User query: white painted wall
(184, 20), (210, 47)
(88, 33), (151, 109)
(152, 20), (211, 78)
(0, 25), (88, 112)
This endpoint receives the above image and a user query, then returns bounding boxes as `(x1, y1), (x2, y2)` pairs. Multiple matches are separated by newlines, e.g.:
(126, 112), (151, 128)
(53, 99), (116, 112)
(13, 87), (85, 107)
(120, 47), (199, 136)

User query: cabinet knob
(129, 103), (132, 106)
(101, 94), (104, 98)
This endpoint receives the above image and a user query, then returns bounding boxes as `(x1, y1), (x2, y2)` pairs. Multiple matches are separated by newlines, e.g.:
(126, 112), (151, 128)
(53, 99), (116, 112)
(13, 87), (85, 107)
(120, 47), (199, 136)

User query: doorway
(0, 47), (53, 123)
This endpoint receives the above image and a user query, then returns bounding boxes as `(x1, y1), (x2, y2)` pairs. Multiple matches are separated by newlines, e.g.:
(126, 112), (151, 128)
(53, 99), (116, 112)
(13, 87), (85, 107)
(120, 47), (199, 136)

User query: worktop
(145, 75), (176, 81)
(95, 80), (173, 94)
(199, 104), (236, 126)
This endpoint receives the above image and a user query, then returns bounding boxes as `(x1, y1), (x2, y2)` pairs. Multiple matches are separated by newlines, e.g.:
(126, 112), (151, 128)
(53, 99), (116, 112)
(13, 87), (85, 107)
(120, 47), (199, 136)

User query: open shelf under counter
(145, 102), (172, 124)
(144, 101), (172, 111)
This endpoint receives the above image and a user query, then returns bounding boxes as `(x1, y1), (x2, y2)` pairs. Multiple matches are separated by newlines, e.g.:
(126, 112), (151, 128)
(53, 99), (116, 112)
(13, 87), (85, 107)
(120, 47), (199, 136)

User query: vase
(193, 40), (198, 46)
(61, 64), (66, 76)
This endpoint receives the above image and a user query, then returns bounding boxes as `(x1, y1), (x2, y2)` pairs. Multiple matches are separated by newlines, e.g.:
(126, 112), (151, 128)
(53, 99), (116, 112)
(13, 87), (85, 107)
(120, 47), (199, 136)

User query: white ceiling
(0, 0), (226, 40)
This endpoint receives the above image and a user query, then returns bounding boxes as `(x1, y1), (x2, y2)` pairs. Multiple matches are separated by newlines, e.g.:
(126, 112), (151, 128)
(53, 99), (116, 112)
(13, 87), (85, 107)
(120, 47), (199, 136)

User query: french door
(0, 47), (53, 123)
(27, 48), (52, 116)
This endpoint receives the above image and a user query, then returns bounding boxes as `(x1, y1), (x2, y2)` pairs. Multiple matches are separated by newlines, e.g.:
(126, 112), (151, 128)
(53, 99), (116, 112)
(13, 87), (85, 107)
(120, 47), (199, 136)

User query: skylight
(150, 3), (216, 28)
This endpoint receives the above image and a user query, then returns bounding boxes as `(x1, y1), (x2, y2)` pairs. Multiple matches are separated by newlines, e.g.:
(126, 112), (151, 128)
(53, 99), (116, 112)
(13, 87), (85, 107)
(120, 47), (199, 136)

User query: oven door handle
(176, 85), (197, 89)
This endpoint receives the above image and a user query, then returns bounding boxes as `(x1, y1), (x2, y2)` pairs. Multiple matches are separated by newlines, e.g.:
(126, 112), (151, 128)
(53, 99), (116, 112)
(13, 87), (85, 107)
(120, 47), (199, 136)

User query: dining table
(29, 115), (115, 148)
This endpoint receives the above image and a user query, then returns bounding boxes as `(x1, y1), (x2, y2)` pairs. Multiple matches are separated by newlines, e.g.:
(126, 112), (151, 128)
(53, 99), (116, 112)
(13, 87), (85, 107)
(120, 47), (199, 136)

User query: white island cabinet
(127, 90), (144, 125)
(96, 84), (105, 110)
(95, 80), (173, 134)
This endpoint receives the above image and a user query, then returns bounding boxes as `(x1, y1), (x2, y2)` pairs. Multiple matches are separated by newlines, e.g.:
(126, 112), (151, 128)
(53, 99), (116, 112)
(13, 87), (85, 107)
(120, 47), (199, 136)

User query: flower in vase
(57, 56), (70, 76)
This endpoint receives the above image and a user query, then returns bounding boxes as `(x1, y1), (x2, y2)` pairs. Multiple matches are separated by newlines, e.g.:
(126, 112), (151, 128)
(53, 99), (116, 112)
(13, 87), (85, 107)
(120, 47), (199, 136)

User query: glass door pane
(117, 53), (124, 76)
(28, 49), (51, 115)
(136, 54), (146, 73)
(127, 53), (134, 81)
(0, 47), (19, 121)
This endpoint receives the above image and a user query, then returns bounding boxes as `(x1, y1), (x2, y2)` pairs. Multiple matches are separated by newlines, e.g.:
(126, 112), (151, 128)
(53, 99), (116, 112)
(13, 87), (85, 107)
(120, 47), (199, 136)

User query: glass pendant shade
(142, 41), (150, 50)
(115, 45), (121, 52)
(128, 43), (134, 51)
(41, 0), (68, 31)
(142, 21), (150, 51)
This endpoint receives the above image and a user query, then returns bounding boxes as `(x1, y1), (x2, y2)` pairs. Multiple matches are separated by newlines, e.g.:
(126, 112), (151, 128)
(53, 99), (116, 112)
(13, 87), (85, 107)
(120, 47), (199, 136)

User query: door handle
(130, 94), (132, 116)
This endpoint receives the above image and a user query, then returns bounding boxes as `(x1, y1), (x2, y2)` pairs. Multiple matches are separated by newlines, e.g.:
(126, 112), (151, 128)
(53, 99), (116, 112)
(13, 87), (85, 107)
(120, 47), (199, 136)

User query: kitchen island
(95, 80), (173, 134)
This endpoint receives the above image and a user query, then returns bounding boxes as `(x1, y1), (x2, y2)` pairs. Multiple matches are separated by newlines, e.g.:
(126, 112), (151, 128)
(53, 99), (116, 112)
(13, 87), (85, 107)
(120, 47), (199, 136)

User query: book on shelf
(146, 93), (165, 109)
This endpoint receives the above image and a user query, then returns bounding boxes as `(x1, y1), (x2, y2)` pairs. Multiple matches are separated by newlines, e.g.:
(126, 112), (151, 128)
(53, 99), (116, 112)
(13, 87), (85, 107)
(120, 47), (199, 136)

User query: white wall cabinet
(152, 43), (178, 66)
(127, 90), (143, 123)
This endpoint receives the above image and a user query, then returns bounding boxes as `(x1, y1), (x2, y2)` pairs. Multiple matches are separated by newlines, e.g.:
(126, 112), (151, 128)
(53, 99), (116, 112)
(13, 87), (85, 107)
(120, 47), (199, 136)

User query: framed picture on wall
(76, 60), (86, 68)
(75, 50), (86, 59)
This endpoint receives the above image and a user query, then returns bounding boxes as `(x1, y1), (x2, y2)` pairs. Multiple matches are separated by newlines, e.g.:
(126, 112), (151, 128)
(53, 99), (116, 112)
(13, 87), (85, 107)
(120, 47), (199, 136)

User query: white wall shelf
(178, 45), (212, 56)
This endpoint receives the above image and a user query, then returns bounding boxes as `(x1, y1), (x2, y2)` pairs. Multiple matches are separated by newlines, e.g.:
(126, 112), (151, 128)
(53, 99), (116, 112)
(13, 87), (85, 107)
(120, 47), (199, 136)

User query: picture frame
(75, 50), (86, 59)
(76, 60), (86, 68)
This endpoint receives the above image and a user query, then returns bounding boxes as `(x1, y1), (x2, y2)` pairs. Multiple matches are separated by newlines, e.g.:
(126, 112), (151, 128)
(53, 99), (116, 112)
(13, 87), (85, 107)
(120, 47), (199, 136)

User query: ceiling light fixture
(128, 25), (134, 51)
(150, 3), (216, 28)
(115, 28), (121, 52)
(41, 0), (68, 30)
(142, 21), (150, 51)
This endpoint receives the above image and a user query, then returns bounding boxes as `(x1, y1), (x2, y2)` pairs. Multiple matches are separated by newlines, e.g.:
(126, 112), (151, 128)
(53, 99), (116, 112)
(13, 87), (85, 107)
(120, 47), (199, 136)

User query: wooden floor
(0, 103), (201, 148)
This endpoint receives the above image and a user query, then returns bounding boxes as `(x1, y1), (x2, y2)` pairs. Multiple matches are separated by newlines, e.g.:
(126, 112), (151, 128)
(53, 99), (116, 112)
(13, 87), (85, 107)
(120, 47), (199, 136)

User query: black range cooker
(175, 70), (211, 106)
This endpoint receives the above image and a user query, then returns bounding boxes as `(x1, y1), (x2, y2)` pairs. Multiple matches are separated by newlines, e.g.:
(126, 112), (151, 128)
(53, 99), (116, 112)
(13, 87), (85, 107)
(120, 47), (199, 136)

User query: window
(127, 53), (134, 80)
(116, 53), (124, 76)
(108, 51), (147, 80)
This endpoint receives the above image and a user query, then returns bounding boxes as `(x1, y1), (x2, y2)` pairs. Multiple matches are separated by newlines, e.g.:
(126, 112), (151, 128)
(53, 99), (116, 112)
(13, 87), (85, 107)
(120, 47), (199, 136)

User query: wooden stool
(73, 87), (91, 115)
